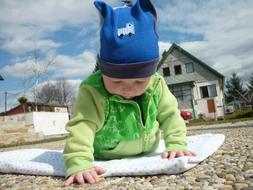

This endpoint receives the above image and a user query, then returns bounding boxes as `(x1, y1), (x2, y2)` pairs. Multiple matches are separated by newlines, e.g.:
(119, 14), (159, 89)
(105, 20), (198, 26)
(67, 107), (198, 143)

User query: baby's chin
(124, 96), (134, 100)
(114, 92), (144, 100)
(122, 94), (142, 100)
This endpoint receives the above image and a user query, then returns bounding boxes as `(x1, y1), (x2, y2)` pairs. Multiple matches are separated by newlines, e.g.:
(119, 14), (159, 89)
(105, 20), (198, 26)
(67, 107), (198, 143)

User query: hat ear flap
(132, 0), (157, 20)
(94, 1), (113, 25)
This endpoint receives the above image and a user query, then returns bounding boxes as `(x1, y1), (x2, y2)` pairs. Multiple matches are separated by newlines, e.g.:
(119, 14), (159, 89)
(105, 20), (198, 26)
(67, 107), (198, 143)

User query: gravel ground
(0, 124), (253, 190)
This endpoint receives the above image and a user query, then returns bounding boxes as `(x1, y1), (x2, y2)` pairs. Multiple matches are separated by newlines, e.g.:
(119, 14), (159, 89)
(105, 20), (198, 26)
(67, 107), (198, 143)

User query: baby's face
(102, 75), (151, 99)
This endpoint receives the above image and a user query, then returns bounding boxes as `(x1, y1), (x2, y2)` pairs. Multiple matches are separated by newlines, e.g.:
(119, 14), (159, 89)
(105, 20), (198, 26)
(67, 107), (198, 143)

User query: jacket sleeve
(63, 84), (105, 178)
(157, 77), (187, 151)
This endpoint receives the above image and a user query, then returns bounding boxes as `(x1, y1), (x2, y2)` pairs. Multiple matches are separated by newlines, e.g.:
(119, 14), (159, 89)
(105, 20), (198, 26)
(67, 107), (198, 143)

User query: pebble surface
(0, 124), (253, 190)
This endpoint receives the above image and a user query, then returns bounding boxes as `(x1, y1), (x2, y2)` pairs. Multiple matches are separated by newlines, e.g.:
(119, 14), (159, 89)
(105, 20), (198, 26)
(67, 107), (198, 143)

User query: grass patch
(226, 109), (253, 119)
(0, 135), (68, 149)
(187, 116), (253, 127)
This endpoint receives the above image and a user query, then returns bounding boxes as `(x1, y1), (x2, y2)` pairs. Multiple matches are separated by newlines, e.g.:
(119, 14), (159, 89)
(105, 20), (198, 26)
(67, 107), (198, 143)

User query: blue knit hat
(94, 0), (159, 78)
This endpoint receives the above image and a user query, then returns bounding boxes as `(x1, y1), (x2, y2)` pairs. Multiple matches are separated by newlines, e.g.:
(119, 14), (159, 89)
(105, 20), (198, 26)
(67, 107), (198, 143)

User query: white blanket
(0, 134), (224, 177)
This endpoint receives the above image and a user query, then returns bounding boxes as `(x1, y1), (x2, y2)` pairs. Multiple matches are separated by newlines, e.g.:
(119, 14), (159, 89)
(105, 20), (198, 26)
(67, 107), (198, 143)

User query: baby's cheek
(114, 87), (123, 95)
(137, 86), (147, 94)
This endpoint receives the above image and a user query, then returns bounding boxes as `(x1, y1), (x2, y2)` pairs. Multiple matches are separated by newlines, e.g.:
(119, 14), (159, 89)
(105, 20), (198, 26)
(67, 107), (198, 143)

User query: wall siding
(158, 49), (220, 85)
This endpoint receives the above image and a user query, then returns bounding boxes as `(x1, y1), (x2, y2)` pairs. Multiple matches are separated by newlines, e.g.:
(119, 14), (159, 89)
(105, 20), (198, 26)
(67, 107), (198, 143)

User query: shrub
(18, 96), (28, 104)
(226, 109), (253, 119)
(48, 105), (54, 112)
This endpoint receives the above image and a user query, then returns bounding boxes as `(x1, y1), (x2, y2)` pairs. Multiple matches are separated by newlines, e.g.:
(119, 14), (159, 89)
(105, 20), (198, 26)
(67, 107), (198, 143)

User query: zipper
(111, 77), (161, 151)
(142, 77), (161, 150)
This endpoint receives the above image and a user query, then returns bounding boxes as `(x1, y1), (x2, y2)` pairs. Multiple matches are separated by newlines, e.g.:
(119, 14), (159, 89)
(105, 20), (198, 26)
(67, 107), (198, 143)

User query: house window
(186, 63), (194, 73)
(170, 85), (192, 101)
(200, 86), (209, 98)
(163, 67), (170, 76)
(209, 84), (217, 97)
(200, 84), (217, 98)
(174, 65), (182, 75)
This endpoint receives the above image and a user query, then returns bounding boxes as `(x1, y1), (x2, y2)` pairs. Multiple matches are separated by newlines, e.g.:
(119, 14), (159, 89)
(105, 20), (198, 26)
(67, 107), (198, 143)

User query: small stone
(218, 185), (233, 190)
(241, 187), (253, 190)
(226, 180), (234, 185)
(226, 174), (236, 182)
(244, 169), (253, 179)
(217, 171), (225, 178)
(196, 174), (210, 182)
(177, 186), (185, 190)
(234, 183), (248, 189)
(169, 175), (177, 180)
(236, 175), (246, 183)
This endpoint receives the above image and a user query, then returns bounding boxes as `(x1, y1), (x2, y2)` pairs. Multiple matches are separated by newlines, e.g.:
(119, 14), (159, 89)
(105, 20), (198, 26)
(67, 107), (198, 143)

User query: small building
(0, 102), (70, 142)
(157, 43), (225, 120)
(0, 102), (68, 116)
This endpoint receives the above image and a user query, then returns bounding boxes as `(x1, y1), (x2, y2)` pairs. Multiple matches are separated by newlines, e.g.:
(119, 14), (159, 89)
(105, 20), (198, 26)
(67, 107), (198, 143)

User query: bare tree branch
(30, 48), (57, 111)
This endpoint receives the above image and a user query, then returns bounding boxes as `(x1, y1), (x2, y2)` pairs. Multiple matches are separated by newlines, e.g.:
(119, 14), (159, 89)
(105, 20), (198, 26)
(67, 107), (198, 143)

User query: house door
(207, 99), (216, 113)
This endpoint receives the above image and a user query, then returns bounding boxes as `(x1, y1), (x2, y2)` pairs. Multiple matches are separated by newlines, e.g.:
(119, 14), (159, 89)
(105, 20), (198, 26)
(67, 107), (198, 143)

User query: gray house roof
(158, 43), (225, 78)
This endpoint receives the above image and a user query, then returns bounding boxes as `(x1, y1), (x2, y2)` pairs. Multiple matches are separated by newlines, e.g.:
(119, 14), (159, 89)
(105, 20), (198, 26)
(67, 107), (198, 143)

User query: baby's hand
(64, 166), (106, 186)
(161, 150), (196, 160)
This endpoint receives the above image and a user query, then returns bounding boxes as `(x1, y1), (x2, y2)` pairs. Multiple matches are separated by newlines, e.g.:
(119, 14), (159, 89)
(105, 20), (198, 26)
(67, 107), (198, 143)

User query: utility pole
(0, 75), (6, 113)
(5, 91), (7, 113)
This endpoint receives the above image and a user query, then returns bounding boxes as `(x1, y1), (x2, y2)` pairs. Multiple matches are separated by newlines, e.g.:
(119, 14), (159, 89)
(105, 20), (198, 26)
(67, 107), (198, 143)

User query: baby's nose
(123, 86), (132, 92)
(122, 85), (135, 93)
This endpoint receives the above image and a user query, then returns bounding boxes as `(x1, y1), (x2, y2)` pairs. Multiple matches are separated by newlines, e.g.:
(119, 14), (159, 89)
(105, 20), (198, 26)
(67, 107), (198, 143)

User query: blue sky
(1, 0), (253, 112)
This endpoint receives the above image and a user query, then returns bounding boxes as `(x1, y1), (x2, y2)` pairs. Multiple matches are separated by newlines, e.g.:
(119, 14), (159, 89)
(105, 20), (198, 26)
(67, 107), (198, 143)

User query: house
(0, 102), (70, 141)
(157, 43), (225, 120)
(0, 102), (69, 116)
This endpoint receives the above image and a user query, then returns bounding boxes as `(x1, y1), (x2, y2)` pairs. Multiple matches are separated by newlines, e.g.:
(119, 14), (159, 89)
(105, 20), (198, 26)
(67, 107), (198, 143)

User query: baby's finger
(184, 150), (197, 157)
(95, 166), (106, 175)
(161, 152), (168, 159)
(190, 151), (197, 156)
(176, 151), (184, 157)
(64, 175), (74, 186)
(83, 172), (96, 184)
(182, 150), (192, 157)
(168, 151), (176, 160)
(90, 170), (99, 182)
(75, 172), (85, 184)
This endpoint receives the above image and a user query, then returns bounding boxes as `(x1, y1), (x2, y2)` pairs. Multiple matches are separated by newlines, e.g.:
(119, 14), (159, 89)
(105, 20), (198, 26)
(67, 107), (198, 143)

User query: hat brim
(98, 56), (159, 79)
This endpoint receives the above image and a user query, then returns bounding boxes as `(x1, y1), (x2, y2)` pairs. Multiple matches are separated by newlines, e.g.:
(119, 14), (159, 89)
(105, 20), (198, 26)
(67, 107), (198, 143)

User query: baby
(64, 0), (196, 186)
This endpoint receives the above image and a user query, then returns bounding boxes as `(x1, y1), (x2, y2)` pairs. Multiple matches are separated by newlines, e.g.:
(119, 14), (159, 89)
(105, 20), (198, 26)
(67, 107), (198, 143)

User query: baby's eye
(136, 80), (146, 84)
(112, 81), (122, 84)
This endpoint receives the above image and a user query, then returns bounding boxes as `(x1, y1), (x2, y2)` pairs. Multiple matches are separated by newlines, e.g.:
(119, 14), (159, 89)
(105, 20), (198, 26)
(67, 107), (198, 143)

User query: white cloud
(0, 0), (96, 32)
(1, 50), (96, 80)
(51, 51), (96, 79)
(0, 0), (124, 56)
(0, 0), (99, 55)
(2, 38), (60, 55)
(2, 59), (34, 79)
(158, 41), (172, 56)
(156, 0), (253, 83)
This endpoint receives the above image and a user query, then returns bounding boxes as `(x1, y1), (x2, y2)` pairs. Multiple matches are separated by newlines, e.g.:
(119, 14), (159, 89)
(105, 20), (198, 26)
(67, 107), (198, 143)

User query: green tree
(18, 96), (28, 104)
(93, 58), (99, 73)
(18, 96), (28, 113)
(225, 73), (245, 103)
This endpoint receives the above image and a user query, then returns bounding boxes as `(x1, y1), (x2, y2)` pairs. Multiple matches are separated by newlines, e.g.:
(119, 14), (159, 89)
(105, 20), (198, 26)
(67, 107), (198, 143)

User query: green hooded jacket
(64, 71), (187, 177)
